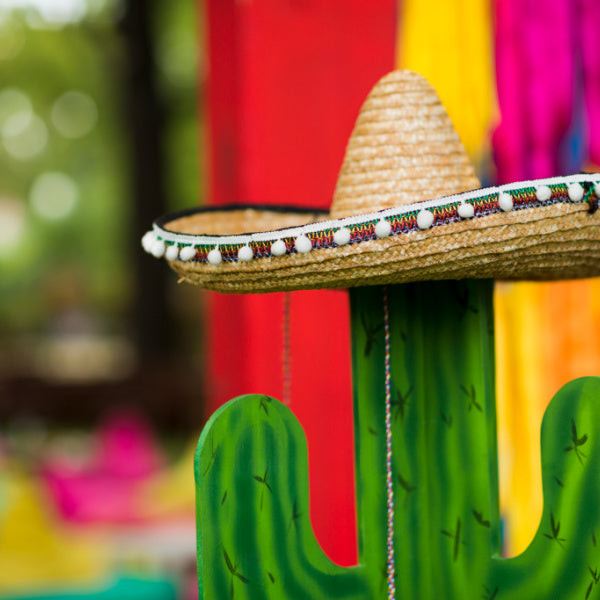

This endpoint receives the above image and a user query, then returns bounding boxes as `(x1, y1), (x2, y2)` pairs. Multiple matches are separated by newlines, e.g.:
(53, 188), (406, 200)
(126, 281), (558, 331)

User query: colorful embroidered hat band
(144, 174), (599, 263)
(142, 173), (600, 293)
(142, 71), (600, 293)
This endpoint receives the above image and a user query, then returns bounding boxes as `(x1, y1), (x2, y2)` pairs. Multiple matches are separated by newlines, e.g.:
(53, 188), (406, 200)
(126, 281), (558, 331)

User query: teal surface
(0, 577), (177, 600)
(195, 281), (600, 599)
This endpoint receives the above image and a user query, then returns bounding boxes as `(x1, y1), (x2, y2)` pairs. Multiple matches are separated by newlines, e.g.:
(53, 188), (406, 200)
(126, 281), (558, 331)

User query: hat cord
(283, 292), (291, 406)
(383, 285), (396, 598)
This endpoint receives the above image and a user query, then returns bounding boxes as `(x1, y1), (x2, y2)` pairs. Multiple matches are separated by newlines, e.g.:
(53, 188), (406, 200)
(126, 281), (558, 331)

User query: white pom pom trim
(237, 245), (253, 262)
(179, 246), (197, 261)
(142, 231), (156, 253)
(374, 219), (392, 238)
(567, 183), (584, 202)
(146, 175), (598, 267)
(165, 244), (180, 261)
(151, 239), (166, 258)
(295, 234), (312, 254)
(498, 192), (513, 212)
(457, 203), (474, 219)
(271, 239), (287, 256)
(333, 227), (351, 246)
(536, 186), (552, 202)
(416, 209), (434, 230)
(207, 248), (222, 265)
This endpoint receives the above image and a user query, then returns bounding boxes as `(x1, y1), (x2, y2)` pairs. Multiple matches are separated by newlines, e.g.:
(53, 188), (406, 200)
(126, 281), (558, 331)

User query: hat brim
(143, 175), (600, 294)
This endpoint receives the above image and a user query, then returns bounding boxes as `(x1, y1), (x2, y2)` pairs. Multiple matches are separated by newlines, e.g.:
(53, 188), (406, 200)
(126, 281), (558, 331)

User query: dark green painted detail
(195, 281), (600, 599)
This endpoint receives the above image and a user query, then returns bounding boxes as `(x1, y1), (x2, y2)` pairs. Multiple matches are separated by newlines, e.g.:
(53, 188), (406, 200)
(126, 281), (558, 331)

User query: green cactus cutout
(195, 280), (600, 599)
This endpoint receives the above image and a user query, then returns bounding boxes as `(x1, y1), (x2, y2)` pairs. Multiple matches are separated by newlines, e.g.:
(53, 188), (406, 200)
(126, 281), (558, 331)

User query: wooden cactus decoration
(155, 63), (600, 600)
(141, 66), (600, 598)
(195, 280), (600, 599)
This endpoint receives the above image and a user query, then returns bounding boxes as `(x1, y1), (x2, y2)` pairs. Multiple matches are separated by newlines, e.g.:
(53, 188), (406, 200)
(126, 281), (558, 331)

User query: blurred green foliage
(0, 0), (199, 351)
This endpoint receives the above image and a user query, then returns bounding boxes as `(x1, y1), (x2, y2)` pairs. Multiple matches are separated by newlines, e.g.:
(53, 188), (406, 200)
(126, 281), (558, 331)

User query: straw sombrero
(142, 70), (600, 294)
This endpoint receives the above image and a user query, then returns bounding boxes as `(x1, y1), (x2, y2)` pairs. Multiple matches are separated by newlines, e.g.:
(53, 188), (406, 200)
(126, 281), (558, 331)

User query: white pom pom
(179, 246), (197, 261)
(374, 219), (392, 238)
(333, 227), (351, 246)
(207, 248), (222, 265)
(141, 231), (156, 253)
(165, 244), (179, 261)
(271, 239), (287, 256)
(567, 183), (584, 202)
(237, 245), (253, 262)
(498, 192), (513, 212)
(536, 185), (552, 202)
(295, 234), (312, 254)
(594, 183), (600, 198)
(416, 209), (434, 230)
(151, 239), (166, 258)
(457, 203), (474, 219)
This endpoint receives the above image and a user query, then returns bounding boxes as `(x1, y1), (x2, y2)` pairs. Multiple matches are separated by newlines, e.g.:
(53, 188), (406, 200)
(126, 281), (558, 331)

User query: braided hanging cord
(283, 292), (291, 406)
(383, 286), (395, 599)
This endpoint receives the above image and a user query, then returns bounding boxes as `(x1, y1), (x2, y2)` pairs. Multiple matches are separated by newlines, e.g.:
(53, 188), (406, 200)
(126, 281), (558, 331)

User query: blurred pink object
(96, 412), (162, 478)
(579, 0), (600, 166)
(493, 0), (600, 181)
(42, 412), (164, 524)
(493, 0), (574, 182)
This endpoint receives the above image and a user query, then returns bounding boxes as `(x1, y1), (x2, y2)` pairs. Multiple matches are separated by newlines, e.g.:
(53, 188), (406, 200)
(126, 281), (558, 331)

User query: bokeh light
(51, 90), (98, 139)
(29, 171), (78, 220)
(3, 114), (48, 160)
(0, 19), (25, 60)
(1, 0), (87, 27)
(2, 107), (33, 138)
(0, 88), (32, 129)
(0, 196), (26, 254)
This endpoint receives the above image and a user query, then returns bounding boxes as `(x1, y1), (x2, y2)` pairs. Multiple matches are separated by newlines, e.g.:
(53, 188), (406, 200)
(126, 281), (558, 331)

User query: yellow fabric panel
(137, 440), (197, 518)
(397, 0), (496, 164)
(495, 283), (545, 556)
(495, 279), (600, 556)
(0, 468), (109, 592)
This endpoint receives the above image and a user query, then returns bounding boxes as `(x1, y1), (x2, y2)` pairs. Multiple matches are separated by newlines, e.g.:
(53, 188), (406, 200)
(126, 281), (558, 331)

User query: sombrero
(142, 70), (600, 294)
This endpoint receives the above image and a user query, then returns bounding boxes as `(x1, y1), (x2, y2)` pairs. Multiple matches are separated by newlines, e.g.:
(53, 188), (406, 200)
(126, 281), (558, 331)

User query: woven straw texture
(164, 70), (600, 293)
(330, 70), (480, 218)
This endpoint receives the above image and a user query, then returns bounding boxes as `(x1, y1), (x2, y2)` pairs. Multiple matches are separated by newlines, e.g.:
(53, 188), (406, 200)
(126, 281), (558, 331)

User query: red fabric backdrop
(205, 0), (396, 565)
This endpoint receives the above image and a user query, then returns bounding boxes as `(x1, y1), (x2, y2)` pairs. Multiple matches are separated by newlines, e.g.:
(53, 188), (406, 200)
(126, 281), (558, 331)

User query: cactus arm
(489, 376), (600, 599)
(195, 395), (372, 599)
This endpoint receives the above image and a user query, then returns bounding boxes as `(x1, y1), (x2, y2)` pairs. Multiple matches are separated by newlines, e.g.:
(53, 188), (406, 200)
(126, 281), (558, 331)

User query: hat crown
(330, 70), (480, 218)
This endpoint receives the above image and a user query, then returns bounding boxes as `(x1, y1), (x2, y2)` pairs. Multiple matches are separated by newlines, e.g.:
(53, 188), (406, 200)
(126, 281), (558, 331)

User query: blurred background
(1, 0), (599, 598)
(0, 0), (204, 425)
(0, 1), (201, 598)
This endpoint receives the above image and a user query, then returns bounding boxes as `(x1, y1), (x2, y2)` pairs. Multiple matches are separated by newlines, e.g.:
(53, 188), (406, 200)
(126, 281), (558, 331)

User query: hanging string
(383, 286), (395, 598)
(283, 292), (291, 406)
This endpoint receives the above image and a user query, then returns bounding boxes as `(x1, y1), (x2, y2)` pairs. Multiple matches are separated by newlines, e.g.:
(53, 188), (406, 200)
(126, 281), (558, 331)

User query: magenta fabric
(493, 0), (579, 181)
(578, 0), (600, 166)
(42, 413), (164, 524)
